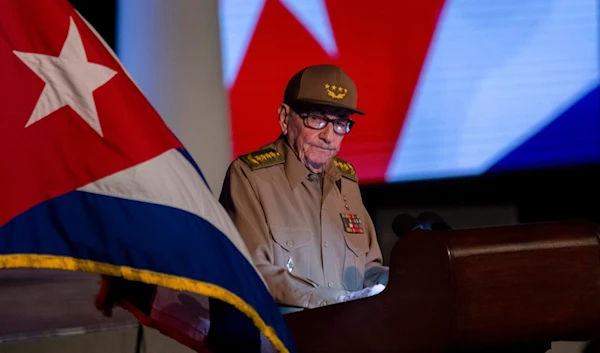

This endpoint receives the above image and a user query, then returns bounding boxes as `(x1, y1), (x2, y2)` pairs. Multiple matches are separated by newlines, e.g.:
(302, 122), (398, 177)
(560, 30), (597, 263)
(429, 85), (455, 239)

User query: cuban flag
(219, 0), (599, 183)
(0, 1), (295, 352)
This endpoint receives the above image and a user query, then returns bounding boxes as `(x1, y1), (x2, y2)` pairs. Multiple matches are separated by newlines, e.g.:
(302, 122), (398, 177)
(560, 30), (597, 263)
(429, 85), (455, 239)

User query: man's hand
(340, 284), (386, 302)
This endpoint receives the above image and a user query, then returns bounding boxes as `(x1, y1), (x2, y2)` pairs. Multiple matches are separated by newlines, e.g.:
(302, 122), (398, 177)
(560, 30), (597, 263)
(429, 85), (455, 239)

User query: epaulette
(238, 148), (284, 171)
(333, 157), (358, 182)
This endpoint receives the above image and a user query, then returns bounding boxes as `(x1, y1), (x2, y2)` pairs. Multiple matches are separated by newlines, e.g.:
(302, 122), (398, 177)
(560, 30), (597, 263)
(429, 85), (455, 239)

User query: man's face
(279, 104), (352, 173)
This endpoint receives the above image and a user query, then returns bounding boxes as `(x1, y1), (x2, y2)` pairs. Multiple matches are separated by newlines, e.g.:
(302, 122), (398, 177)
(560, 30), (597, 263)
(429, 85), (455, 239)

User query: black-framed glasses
(297, 112), (355, 135)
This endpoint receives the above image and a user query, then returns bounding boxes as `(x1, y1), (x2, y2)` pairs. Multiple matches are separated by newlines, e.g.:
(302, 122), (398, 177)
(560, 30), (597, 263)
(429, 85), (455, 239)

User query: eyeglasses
(297, 112), (355, 135)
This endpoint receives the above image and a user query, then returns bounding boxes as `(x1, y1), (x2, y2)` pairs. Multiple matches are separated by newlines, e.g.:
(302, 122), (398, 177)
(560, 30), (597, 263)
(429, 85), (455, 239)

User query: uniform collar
(276, 136), (342, 190)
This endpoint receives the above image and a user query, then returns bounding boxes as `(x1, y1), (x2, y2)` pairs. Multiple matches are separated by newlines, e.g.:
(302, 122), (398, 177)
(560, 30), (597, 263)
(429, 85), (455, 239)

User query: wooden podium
(284, 219), (600, 353)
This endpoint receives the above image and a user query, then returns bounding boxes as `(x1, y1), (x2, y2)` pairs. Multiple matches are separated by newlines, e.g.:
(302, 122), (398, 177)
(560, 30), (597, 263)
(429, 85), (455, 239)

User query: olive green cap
(283, 64), (365, 115)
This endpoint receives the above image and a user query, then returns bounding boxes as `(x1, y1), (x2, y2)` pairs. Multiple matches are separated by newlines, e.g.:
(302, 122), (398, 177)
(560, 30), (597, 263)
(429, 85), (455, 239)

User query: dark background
(69, 0), (600, 226)
(69, 0), (116, 49)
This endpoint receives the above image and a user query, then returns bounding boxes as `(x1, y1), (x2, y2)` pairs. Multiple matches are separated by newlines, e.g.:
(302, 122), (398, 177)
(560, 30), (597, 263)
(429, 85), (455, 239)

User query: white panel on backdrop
(386, 0), (599, 182)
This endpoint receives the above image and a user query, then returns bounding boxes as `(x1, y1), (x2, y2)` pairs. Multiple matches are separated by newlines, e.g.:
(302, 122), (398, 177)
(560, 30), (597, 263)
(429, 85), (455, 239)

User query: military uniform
(219, 64), (388, 309)
(219, 136), (388, 309)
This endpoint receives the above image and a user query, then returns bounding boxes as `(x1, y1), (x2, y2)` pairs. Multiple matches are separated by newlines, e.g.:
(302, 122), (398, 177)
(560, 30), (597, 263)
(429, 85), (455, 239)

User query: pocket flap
(343, 232), (369, 257)
(270, 225), (312, 252)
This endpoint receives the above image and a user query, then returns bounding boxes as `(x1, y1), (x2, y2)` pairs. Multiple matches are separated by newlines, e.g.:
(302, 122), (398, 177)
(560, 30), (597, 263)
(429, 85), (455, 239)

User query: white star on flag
(13, 17), (117, 137)
(219, 0), (338, 88)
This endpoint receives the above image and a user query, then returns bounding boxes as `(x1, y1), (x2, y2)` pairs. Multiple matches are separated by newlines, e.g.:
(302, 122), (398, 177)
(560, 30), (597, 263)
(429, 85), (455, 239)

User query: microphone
(391, 214), (422, 238)
(417, 211), (451, 231)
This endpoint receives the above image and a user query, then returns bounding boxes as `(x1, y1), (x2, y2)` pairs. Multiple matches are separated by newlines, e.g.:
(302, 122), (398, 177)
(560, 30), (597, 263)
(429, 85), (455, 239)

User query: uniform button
(324, 241), (329, 248)
(308, 173), (317, 182)
(286, 240), (294, 247)
(319, 301), (327, 307)
(327, 282), (333, 288)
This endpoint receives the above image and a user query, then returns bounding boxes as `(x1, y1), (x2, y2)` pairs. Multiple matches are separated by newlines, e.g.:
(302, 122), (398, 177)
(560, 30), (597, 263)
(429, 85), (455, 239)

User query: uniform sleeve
(361, 204), (390, 288)
(219, 161), (349, 309)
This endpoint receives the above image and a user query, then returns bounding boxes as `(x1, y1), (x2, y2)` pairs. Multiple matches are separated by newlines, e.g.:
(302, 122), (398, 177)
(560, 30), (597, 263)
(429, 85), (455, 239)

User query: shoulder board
(333, 157), (358, 182)
(238, 148), (284, 171)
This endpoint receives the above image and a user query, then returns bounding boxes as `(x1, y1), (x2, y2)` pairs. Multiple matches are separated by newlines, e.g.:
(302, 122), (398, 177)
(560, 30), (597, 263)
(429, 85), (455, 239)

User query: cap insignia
(324, 83), (348, 100)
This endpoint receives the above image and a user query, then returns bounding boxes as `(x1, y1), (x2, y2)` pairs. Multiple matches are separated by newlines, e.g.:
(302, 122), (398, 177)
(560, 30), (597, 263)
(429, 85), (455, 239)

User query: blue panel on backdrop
(488, 86), (600, 173)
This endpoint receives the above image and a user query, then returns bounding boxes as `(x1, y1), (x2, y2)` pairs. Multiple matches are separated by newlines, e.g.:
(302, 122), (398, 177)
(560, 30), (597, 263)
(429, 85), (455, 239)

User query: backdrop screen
(219, 0), (600, 184)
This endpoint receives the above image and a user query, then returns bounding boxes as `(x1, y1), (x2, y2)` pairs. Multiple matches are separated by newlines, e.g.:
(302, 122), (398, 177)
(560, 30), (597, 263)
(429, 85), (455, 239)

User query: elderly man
(219, 64), (388, 311)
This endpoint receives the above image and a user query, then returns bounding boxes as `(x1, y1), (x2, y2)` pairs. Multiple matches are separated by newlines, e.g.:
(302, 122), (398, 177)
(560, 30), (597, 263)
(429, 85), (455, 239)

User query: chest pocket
(342, 232), (370, 291)
(270, 226), (313, 280)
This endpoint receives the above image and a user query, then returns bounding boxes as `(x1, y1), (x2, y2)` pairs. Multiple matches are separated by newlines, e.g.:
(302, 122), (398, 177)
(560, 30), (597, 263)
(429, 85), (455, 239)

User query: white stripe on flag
(77, 148), (264, 285)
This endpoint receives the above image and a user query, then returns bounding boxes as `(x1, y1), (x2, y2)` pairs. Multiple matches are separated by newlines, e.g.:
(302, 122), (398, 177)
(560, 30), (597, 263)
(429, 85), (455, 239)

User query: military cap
(283, 64), (365, 115)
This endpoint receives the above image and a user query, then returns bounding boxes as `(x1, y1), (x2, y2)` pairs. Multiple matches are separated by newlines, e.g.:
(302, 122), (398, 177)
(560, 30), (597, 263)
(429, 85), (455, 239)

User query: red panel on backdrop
(228, 0), (446, 183)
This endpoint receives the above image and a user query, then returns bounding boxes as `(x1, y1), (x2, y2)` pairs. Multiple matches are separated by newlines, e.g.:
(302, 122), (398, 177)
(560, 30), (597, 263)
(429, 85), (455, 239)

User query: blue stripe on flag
(0, 190), (296, 352)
